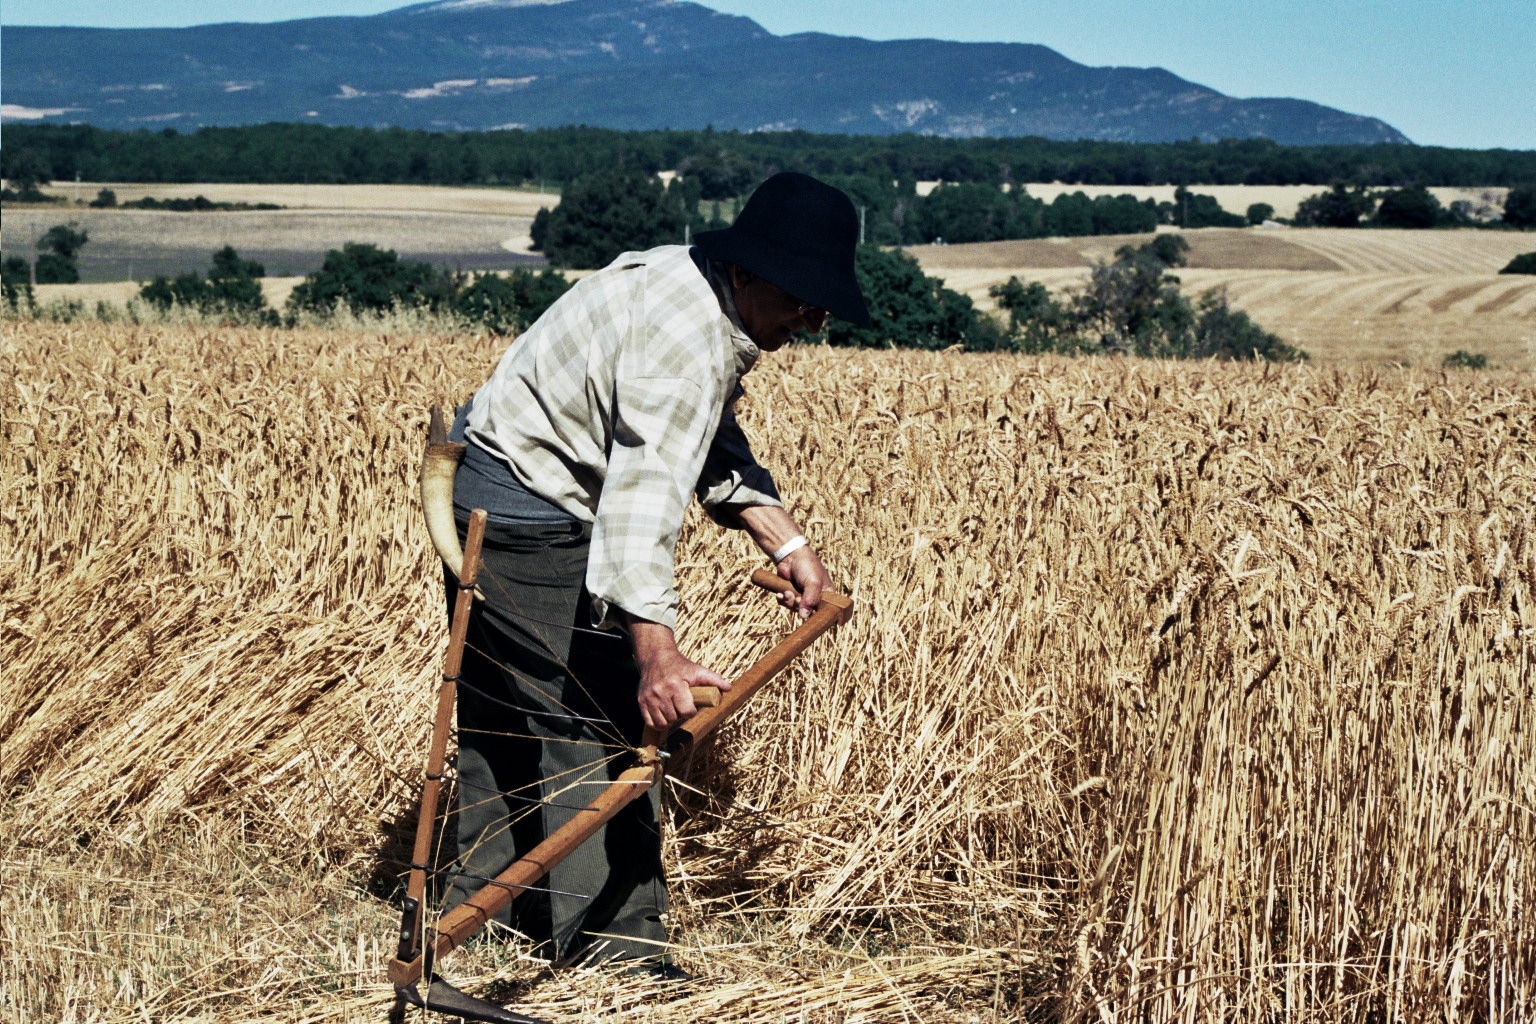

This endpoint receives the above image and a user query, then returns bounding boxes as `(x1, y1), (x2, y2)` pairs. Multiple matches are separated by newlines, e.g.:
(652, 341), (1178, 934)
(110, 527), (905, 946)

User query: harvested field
(1, 202), (545, 282)
(911, 227), (1535, 276)
(4, 319), (1533, 1023)
(29, 180), (558, 217)
(913, 228), (1536, 369)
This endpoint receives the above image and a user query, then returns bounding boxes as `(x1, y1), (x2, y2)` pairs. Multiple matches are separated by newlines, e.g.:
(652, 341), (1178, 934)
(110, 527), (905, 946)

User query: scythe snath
(386, 406), (853, 1023)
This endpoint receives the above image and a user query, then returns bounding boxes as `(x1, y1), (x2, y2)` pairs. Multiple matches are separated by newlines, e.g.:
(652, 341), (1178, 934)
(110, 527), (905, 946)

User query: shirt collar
(694, 248), (761, 379)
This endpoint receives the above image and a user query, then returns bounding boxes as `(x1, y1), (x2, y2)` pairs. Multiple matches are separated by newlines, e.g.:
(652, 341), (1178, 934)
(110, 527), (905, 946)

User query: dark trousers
(443, 514), (667, 965)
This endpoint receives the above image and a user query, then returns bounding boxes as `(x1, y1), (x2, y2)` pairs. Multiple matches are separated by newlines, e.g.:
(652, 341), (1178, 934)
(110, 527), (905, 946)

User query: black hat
(693, 172), (870, 326)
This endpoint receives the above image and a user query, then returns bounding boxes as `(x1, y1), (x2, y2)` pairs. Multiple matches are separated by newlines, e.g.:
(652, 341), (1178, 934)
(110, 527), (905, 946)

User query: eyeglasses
(794, 303), (829, 330)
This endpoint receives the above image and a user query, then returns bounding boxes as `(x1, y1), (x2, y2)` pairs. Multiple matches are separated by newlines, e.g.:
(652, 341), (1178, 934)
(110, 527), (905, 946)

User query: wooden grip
(751, 567), (795, 594)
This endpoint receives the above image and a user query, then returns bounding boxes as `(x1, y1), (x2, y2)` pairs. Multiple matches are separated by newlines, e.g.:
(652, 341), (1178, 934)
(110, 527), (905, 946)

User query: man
(444, 172), (869, 976)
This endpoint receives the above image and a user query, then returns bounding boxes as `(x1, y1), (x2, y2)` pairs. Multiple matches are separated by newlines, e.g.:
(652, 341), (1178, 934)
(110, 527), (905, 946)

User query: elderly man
(444, 172), (869, 977)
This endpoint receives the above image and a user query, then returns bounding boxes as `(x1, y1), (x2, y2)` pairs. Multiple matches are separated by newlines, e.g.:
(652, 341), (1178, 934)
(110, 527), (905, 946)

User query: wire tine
(454, 677), (613, 726)
(454, 777), (606, 812)
(465, 558), (636, 750)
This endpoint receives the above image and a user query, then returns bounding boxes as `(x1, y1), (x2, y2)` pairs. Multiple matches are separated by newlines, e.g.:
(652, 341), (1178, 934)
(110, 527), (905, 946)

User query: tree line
(3, 235), (1306, 365)
(6, 123), (1536, 190)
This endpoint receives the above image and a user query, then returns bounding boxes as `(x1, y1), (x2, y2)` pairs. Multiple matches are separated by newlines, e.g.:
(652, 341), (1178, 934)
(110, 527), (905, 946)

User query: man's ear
(727, 263), (754, 289)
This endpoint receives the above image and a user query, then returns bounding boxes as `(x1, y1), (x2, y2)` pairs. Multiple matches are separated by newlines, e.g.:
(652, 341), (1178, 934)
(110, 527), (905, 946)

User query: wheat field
(3, 318), (1533, 1023)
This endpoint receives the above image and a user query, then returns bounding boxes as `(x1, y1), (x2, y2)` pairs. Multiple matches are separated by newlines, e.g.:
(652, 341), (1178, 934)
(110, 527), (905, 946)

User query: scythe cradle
(388, 407), (854, 1020)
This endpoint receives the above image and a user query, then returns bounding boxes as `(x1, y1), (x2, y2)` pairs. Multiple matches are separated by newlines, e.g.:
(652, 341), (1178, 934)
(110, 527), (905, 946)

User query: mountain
(1, 0), (1411, 145)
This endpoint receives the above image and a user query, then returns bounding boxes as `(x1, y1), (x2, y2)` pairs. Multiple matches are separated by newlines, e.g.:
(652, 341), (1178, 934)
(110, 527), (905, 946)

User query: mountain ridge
(1, 0), (1412, 145)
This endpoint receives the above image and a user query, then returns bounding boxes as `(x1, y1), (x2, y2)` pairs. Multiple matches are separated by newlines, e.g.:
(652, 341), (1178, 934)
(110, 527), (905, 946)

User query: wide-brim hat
(694, 172), (870, 326)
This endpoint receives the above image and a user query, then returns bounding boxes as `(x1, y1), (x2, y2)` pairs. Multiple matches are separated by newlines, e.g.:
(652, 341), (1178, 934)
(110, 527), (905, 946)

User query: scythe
(387, 406), (852, 1022)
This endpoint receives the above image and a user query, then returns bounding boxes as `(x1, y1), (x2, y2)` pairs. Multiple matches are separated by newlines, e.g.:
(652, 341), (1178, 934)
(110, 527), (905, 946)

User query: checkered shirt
(464, 245), (782, 631)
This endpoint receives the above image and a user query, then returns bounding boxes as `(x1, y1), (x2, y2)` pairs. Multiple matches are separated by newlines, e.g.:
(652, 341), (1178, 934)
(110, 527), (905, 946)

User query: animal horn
(420, 404), (470, 584)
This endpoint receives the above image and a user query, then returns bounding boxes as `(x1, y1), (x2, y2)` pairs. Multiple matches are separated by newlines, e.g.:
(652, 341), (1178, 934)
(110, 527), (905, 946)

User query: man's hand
(732, 504), (833, 619)
(627, 619), (729, 730)
(775, 544), (831, 619)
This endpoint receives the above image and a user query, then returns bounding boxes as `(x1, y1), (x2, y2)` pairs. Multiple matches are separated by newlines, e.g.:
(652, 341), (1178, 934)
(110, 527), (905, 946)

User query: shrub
(287, 242), (455, 315)
(1374, 186), (1442, 228)
(988, 237), (1304, 362)
(1247, 202), (1276, 226)
(34, 253), (79, 285)
(33, 223), (89, 284)
(1499, 252), (1536, 275)
(89, 188), (118, 208)
(1169, 187), (1247, 229)
(450, 267), (572, 335)
(139, 246), (270, 320)
(1294, 184), (1375, 227)
(1442, 350), (1489, 369)
(989, 277), (1087, 355)
(1502, 185), (1536, 228)
(824, 245), (1004, 351)
(2, 255), (34, 308)
(1191, 289), (1307, 362)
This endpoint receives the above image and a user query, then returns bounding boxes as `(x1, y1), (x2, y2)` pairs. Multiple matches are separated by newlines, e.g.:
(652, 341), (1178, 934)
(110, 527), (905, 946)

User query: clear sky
(4, 0), (1532, 150)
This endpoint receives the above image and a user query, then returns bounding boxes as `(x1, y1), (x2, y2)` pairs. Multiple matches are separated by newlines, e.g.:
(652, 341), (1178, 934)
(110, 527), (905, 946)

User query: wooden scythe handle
(387, 570), (852, 986)
(395, 509), (487, 965)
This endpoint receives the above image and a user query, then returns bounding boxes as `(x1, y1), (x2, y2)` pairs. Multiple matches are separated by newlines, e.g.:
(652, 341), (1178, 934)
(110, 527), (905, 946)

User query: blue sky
(4, 0), (1532, 150)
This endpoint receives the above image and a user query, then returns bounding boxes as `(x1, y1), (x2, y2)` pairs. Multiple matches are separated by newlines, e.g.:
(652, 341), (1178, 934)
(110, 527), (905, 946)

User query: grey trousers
(442, 513), (667, 965)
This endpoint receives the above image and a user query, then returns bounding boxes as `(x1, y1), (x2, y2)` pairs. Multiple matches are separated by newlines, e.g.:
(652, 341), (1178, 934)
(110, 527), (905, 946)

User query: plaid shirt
(464, 245), (782, 631)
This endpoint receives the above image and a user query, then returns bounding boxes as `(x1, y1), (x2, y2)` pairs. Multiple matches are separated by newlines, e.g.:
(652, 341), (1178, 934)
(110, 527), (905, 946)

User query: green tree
(1502, 185), (1536, 228)
(1046, 191), (1096, 236)
(1246, 202), (1275, 225)
(1091, 194), (1158, 235)
(2, 255), (34, 308)
(451, 267), (573, 335)
(824, 245), (1003, 351)
(287, 242), (454, 315)
(989, 277), (1084, 354)
(89, 188), (118, 208)
(1074, 242), (1195, 357)
(914, 183), (1022, 244)
(1067, 238), (1302, 361)
(1294, 184), (1375, 227)
(533, 168), (688, 269)
(1171, 187), (1247, 228)
(677, 147), (761, 200)
(1374, 186), (1442, 228)
(1191, 289), (1306, 361)
(34, 223), (89, 284)
(4, 148), (51, 193)
(140, 246), (269, 318)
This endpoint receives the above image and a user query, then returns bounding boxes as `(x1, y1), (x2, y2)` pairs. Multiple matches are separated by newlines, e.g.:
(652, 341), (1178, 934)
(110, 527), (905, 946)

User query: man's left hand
(776, 544), (831, 618)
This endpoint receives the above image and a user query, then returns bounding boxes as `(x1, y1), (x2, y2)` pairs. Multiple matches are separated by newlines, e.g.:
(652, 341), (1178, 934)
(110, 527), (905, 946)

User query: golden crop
(3, 319), (1532, 1023)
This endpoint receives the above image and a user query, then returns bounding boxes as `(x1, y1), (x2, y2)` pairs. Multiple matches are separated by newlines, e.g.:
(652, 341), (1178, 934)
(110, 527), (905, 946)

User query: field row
(913, 226), (1536, 276)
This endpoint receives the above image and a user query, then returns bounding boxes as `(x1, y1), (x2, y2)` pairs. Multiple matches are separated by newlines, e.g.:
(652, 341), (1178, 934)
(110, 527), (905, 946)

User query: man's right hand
(627, 619), (729, 730)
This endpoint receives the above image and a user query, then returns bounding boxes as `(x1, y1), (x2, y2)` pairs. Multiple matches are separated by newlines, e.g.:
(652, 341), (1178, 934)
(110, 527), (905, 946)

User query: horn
(420, 404), (470, 584)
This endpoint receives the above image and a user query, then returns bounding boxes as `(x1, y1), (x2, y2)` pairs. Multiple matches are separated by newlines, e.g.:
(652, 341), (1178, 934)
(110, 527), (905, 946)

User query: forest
(6, 123), (1535, 191)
